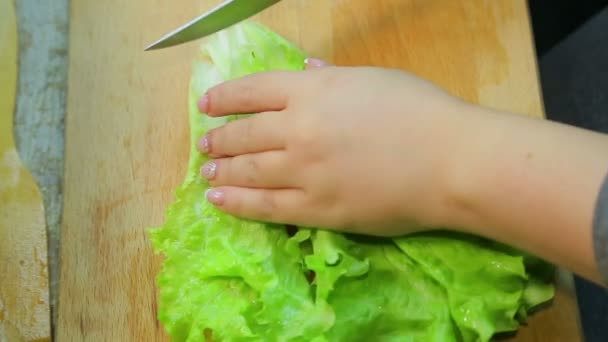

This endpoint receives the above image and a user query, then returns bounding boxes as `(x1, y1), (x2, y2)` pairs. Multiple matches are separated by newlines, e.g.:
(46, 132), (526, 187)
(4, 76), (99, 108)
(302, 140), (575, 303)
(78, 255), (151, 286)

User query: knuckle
(236, 83), (257, 109)
(290, 119), (317, 147)
(223, 193), (243, 214)
(239, 118), (256, 147)
(289, 120), (326, 161)
(244, 157), (259, 185)
(225, 155), (261, 187)
(258, 191), (277, 219)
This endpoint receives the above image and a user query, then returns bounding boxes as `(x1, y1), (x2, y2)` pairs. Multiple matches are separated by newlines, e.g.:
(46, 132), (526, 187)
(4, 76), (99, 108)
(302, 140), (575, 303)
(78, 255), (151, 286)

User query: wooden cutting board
(58, 0), (583, 341)
(0, 0), (51, 341)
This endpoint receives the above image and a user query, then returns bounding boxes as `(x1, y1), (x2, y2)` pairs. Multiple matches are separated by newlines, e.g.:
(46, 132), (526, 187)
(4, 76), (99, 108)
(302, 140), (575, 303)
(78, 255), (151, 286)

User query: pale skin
(197, 59), (608, 286)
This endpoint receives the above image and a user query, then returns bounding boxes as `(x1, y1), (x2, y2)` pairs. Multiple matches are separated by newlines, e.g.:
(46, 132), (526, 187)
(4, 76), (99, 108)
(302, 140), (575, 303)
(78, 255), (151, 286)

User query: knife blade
(145, 0), (282, 51)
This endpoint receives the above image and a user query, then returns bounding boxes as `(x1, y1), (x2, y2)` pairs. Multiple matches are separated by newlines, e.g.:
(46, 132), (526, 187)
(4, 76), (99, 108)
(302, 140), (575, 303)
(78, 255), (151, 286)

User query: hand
(197, 62), (476, 236)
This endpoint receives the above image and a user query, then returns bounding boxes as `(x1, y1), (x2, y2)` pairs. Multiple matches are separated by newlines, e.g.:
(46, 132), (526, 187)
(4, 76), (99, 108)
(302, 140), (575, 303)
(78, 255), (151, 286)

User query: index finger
(199, 70), (303, 117)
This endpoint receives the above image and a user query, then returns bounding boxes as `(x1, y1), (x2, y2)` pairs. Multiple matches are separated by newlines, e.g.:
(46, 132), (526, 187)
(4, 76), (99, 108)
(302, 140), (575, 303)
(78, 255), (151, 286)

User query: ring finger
(201, 150), (296, 189)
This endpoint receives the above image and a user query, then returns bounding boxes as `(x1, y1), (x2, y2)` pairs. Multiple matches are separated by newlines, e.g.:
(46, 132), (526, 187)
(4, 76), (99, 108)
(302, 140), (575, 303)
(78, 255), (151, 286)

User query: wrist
(432, 102), (503, 235)
(430, 103), (608, 282)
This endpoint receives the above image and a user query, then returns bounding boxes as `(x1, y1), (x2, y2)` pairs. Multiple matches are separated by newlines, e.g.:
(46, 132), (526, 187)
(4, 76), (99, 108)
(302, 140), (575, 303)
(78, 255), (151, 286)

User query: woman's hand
(197, 64), (475, 236)
(196, 61), (608, 283)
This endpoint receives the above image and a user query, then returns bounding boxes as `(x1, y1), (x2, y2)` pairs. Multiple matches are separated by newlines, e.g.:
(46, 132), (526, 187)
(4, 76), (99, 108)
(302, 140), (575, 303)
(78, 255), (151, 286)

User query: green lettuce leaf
(151, 23), (331, 342)
(393, 232), (554, 341)
(150, 21), (555, 342)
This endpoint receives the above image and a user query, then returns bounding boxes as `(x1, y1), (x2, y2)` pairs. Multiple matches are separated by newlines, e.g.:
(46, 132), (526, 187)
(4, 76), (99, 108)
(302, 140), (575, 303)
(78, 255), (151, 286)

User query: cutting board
(0, 0), (51, 341)
(58, 0), (583, 341)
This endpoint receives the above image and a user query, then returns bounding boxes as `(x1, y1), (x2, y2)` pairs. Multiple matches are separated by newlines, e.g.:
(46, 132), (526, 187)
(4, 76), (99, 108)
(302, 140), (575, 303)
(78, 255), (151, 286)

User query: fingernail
(304, 57), (327, 68)
(198, 93), (209, 113)
(205, 188), (224, 205)
(198, 135), (210, 153)
(200, 161), (217, 179)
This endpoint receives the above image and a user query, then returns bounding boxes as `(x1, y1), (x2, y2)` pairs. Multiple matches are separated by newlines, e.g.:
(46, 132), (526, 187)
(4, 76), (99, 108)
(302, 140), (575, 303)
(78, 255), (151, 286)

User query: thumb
(304, 57), (330, 70)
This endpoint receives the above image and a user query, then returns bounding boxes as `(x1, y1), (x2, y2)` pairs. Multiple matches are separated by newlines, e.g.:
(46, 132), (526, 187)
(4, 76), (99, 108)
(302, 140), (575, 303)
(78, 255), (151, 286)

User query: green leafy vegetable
(150, 21), (555, 342)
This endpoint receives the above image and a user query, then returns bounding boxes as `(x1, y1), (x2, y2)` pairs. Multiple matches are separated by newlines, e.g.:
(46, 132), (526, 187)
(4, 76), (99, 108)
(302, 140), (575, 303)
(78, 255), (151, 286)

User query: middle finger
(200, 111), (286, 157)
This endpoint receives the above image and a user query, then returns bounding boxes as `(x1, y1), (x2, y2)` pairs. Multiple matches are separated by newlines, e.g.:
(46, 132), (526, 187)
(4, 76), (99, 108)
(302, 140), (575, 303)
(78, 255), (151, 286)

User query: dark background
(528, 1), (608, 341)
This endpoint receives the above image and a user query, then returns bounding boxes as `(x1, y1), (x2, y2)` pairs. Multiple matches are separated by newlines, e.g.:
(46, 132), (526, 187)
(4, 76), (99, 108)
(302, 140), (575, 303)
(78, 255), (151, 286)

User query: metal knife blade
(145, 0), (282, 51)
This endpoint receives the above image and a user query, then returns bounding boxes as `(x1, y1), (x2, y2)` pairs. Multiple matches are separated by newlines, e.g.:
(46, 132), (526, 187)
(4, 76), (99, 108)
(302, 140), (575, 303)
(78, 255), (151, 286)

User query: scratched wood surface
(58, 0), (582, 341)
(0, 0), (51, 341)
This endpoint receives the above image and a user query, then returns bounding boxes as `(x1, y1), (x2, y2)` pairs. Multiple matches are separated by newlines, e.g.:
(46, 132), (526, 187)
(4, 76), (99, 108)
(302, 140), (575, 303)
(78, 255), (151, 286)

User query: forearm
(446, 105), (608, 285)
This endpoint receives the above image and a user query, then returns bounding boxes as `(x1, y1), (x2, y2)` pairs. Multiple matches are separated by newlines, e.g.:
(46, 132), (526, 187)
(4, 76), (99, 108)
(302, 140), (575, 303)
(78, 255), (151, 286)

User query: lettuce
(150, 22), (554, 342)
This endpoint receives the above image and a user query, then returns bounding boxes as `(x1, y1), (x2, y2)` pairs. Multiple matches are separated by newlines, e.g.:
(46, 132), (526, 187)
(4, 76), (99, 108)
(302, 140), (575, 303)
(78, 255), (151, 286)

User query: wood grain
(58, 0), (581, 341)
(0, 0), (51, 341)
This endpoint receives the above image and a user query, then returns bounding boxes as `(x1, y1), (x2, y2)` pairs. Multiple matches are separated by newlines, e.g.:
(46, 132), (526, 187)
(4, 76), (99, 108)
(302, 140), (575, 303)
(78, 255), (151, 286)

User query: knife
(145, 0), (282, 51)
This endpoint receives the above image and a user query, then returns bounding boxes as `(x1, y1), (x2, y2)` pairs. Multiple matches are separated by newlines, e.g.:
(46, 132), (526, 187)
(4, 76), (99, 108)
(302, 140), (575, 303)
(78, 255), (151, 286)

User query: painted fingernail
(304, 57), (327, 68)
(200, 161), (217, 179)
(198, 93), (209, 113)
(205, 188), (225, 205)
(198, 135), (210, 153)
